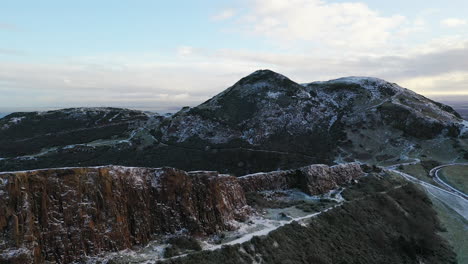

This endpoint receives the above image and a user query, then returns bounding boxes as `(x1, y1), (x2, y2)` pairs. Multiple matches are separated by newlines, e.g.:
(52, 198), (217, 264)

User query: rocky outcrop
(0, 166), (249, 263)
(237, 170), (296, 193)
(300, 163), (364, 194)
(239, 163), (364, 195)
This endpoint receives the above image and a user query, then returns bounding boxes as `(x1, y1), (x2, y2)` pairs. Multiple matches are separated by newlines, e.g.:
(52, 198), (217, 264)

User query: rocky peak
(198, 70), (307, 109)
(237, 69), (291, 86)
(0, 71), (466, 175)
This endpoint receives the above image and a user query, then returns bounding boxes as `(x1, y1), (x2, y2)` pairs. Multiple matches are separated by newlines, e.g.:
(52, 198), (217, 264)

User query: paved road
(429, 163), (468, 199)
(387, 168), (468, 219)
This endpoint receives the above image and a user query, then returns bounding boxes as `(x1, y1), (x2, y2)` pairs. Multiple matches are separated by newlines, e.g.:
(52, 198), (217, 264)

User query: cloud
(399, 72), (468, 95)
(177, 46), (194, 57)
(2, 40), (468, 111)
(228, 0), (408, 52)
(212, 9), (237, 21)
(202, 42), (468, 95)
(0, 58), (255, 111)
(441, 18), (467, 27)
(2, 1), (468, 110)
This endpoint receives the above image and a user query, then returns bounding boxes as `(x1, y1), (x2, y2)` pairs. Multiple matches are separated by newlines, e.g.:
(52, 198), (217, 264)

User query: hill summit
(0, 70), (466, 174)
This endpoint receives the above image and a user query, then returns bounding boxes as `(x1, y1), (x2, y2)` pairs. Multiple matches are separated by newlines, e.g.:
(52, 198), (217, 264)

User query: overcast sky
(1, 0), (468, 112)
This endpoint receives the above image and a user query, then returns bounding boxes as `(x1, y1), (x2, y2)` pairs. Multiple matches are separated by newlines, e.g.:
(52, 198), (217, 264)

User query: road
(386, 161), (468, 219)
(429, 163), (468, 199)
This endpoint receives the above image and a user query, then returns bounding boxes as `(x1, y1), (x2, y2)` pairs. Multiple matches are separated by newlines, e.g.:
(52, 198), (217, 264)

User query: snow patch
(0, 248), (31, 260)
(460, 120), (468, 136)
(7, 116), (25, 125)
(328, 115), (337, 130)
(150, 170), (165, 189)
(267, 91), (282, 99)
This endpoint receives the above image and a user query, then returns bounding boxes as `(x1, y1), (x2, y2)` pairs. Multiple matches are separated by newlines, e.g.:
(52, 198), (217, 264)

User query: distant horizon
(0, 94), (467, 117)
(0, 71), (467, 114)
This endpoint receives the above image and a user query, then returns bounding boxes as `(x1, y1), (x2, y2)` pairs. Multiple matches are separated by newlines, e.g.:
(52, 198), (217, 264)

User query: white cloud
(399, 72), (468, 95)
(212, 9), (236, 21)
(2, 1), (468, 110)
(177, 46), (194, 57)
(2, 41), (468, 111)
(441, 18), (467, 27)
(232, 0), (407, 52)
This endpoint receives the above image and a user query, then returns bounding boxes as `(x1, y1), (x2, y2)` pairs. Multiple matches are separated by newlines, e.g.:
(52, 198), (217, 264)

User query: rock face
(0, 162), (364, 263)
(239, 163), (364, 195)
(0, 166), (249, 263)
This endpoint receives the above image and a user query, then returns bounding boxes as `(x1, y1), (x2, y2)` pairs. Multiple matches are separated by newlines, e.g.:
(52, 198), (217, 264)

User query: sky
(1, 0), (468, 112)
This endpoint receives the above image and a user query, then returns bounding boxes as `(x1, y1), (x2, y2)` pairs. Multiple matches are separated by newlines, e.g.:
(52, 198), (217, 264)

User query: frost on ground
(86, 188), (341, 263)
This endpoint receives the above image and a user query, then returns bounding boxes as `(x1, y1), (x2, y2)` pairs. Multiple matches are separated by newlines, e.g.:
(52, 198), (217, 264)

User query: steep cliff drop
(0, 163), (365, 263)
(0, 166), (250, 263)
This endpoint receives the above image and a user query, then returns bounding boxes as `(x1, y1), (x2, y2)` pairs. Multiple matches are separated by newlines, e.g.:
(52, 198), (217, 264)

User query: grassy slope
(430, 194), (468, 263)
(439, 165), (468, 194)
(161, 176), (456, 264)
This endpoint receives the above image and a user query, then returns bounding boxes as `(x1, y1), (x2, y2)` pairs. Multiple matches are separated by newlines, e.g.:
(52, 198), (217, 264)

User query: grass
(162, 183), (457, 264)
(399, 163), (436, 184)
(438, 165), (468, 194)
(429, 193), (468, 264)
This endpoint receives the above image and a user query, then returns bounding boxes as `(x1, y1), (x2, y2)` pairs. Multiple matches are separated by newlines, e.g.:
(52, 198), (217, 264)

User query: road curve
(429, 163), (468, 199)
(387, 168), (468, 219)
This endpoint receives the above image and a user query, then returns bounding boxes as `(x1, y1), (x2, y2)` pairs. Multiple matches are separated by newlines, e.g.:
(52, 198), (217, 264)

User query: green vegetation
(190, 89), (258, 127)
(438, 165), (468, 193)
(164, 236), (202, 258)
(161, 183), (456, 264)
(308, 82), (363, 93)
(0, 108), (147, 157)
(0, 141), (321, 176)
(341, 173), (405, 200)
(294, 199), (335, 213)
(378, 102), (447, 139)
(398, 163), (436, 184)
(428, 99), (463, 119)
(430, 193), (468, 263)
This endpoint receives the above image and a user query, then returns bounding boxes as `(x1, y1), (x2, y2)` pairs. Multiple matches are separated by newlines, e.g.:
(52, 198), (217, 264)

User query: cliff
(0, 166), (249, 263)
(239, 163), (364, 195)
(0, 163), (365, 263)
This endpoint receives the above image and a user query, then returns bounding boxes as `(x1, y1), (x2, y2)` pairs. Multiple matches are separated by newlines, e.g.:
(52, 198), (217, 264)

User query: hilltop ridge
(0, 70), (466, 174)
